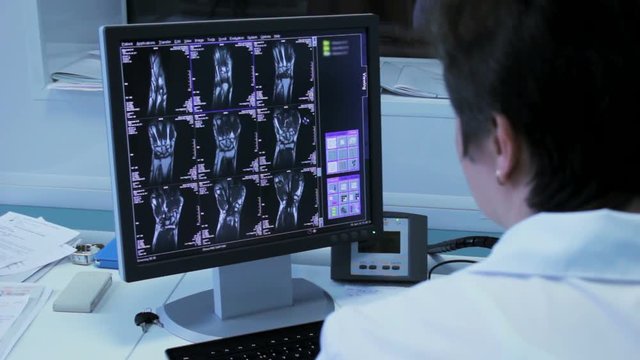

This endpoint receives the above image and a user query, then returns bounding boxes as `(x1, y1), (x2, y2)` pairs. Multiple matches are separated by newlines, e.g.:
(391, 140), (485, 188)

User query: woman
(318, 0), (640, 358)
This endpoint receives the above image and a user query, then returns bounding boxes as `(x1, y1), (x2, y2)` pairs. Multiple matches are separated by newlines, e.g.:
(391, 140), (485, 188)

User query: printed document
(0, 212), (78, 275)
(0, 283), (52, 360)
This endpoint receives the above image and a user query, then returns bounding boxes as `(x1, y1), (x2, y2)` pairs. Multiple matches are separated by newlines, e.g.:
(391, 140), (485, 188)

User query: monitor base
(157, 257), (334, 342)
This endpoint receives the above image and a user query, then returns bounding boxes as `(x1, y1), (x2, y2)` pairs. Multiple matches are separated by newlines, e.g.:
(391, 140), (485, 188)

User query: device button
(392, 265), (400, 270)
(350, 231), (359, 240)
(360, 230), (370, 239)
(330, 235), (339, 243)
(382, 265), (390, 270)
(368, 265), (377, 270)
(359, 264), (367, 270)
(340, 233), (349, 242)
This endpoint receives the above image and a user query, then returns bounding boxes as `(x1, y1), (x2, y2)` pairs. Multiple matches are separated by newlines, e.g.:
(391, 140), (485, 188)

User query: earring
(495, 170), (505, 186)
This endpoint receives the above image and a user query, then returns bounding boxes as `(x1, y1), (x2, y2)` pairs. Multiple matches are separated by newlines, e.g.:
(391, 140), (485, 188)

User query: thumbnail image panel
(325, 129), (360, 175)
(257, 104), (316, 171)
(326, 174), (362, 220)
(254, 38), (314, 107)
(261, 168), (318, 235)
(191, 42), (255, 112)
(132, 183), (200, 257)
(127, 115), (197, 188)
(199, 175), (261, 244)
(122, 45), (191, 118)
(194, 110), (259, 179)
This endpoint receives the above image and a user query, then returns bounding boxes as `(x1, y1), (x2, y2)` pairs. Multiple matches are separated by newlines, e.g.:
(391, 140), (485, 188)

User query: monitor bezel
(100, 14), (383, 282)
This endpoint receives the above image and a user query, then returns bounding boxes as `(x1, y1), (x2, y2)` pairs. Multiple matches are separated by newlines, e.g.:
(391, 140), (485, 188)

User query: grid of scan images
(120, 37), (323, 258)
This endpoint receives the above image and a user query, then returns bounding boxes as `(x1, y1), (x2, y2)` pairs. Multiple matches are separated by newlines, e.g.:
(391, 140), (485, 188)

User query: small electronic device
(52, 272), (112, 313)
(331, 212), (428, 283)
(69, 243), (104, 265)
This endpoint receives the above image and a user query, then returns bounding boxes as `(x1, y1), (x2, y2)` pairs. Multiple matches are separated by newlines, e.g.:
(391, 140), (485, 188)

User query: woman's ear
(492, 113), (519, 184)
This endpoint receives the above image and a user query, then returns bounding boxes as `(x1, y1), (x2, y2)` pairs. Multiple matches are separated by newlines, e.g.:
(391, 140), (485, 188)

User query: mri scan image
(212, 113), (242, 177)
(213, 46), (233, 108)
(213, 179), (246, 242)
(150, 187), (184, 253)
(148, 118), (176, 185)
(274, 170), (305, 231)
(148, 51), (167, 114)
(272, 107), (301, 169)
(272, 42), (295, 104)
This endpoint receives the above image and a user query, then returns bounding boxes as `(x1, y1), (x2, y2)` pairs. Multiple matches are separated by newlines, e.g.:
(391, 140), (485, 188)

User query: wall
(380, 95), (500, 232)
(0, 2), (501, 233)
(0, 1), (118, 210)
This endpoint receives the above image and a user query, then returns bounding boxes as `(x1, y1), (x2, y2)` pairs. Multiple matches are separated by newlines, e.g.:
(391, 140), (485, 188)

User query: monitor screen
(100, 14), (382, 340)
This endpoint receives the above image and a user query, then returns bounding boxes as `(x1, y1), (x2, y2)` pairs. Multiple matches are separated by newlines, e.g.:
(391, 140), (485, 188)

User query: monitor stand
(156, 255), (335, 342)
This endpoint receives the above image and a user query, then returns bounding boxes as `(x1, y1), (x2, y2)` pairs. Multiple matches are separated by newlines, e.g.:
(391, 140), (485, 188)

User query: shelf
(27, 0), (122, 97)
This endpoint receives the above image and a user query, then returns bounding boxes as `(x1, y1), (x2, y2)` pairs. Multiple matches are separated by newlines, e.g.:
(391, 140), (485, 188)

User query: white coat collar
(468, 209), (640, 282)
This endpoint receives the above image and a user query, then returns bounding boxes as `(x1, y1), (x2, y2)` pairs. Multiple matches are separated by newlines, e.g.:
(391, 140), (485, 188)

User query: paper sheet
(50, 51), (102, 84)
(0, 212), (78, 275)
(49, 50), (103, 91)
(336, 284), (408, 308)
(0, 245), (75, 276)
(0, 212), (79, 245)
(0, 295), (29, 339)
(0, 283), (51, 360)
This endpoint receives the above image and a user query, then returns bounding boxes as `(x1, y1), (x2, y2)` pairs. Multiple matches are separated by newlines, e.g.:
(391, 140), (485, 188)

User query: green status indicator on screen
(323, 40), (331, 56)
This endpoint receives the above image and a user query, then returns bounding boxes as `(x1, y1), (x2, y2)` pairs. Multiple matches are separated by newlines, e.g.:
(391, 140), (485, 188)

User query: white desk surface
(6, 228), (476, 360)
(7, 256), (408, 360)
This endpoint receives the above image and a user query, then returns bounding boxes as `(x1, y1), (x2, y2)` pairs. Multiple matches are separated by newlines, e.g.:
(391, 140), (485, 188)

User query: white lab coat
(318, 209), (640, 359)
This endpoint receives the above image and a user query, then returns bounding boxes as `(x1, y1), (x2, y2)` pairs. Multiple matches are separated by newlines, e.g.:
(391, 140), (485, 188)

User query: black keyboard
(165, 320), (324, 360)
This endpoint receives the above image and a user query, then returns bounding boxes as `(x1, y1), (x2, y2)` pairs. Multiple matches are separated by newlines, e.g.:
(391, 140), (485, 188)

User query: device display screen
(113, 27), (373, 264)
(358, 231), (401, 254)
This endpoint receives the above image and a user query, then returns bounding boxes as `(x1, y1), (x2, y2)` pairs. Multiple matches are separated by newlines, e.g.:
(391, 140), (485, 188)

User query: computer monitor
(100, 14), (382, 341)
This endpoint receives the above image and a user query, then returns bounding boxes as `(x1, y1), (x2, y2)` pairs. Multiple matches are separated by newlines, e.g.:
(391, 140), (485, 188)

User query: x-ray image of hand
(212, 113), (242, 177)
(150, 187), (184, 253)
(148, 52), (167, 114)
(213, 179), (246, 242)
(148, 118), (176, 185)
(273, 107), (301, 169)
(213, 46), (233, 107)
(274, 171), (304, 231)
(273, 42), (295, 104)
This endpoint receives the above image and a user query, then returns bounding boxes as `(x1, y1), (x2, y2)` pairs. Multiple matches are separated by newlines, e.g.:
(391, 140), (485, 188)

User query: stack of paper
(0, 283), (52, 360)
(48, 50), (103, 92)
(0, 212), (79, 280)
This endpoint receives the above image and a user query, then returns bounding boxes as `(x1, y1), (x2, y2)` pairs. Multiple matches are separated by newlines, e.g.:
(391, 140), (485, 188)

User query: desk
(6, 230), (422, 360)
(4, 223), (481, 359)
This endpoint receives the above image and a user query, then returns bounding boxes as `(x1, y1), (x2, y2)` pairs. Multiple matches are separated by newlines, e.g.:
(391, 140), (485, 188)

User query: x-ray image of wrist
(274, 171), (305, 230)
(148, 52), (167, 114)
(148, 119), (177, 185)
(212, 113), (242, 177)
(151, 187), (184, 253)
(273, 107), (301, 169)
(213, 180), (246, 242)
(213, 47), (233, 107)
(273, 42), (295, 104)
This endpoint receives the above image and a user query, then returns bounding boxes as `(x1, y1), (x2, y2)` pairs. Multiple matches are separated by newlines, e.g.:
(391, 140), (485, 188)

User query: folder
(94, 239), (118, 269)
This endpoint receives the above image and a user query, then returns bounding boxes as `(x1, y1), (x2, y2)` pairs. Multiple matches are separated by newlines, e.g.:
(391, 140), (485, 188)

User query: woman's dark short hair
(432, 0), (640, 212)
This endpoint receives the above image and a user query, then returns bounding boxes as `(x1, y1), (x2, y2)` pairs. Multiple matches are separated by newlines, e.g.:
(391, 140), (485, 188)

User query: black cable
(426, 236), (498, 255)
(427, 259), (477, 280)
